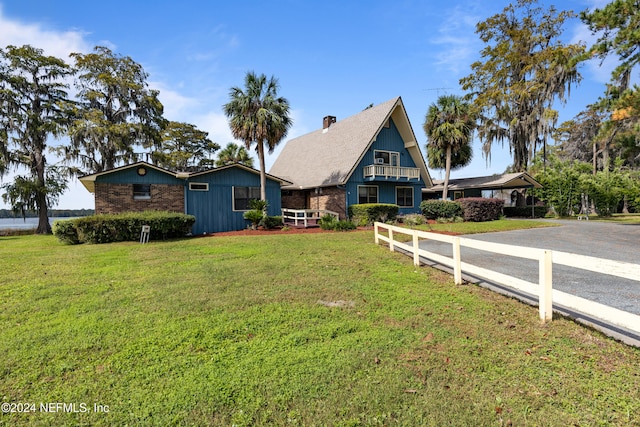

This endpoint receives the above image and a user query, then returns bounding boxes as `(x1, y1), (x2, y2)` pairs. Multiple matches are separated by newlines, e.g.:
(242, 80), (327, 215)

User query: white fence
(374, 222), (640, 335)
(282, 208), (340, 227)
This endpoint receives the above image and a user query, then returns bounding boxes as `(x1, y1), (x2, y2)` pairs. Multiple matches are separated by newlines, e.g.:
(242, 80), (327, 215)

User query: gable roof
(79, 161), (177, 193)
(188, 162), (292, 185)
(269, 97), (432, 189)
(79, 161), (291, 193)
(424, 172), (542, 193)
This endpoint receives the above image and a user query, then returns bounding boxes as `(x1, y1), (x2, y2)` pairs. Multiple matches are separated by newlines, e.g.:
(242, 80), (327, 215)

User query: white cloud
(0, 5), (91, 59)
(150, 80), (202, 121)
(430, 5), (481, 74)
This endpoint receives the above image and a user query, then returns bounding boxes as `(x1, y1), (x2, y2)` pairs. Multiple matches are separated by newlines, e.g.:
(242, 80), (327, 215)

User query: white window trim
(395, 186), (414, 208)
(189, 182), (209, 191)
(232, 186), (261, 211)
(373, 149), (400, 166)
(357, 185), (379, 204)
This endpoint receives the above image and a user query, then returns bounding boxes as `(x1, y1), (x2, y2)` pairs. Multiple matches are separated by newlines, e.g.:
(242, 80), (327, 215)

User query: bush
(419, 200), (462, 219)
(400, 213), (425, 226)
(348, 204), (399, 226)
(53, 211), (195, 244)
(243, 210), (264, 229)
(503, 206), (547, 218)
(318, 214), (356, 231)
(319, 214), (337, 230)
(333, 220), (357, 231)
(52, 220), (80, 244)
(457, 198), (503, 222)
(261, 215), (283, 230)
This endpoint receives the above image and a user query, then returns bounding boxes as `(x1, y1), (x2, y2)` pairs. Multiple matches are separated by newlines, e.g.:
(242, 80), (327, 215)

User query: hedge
(53, 211), (195, 244)
(457, 197), (503, 222)
(503, 206), (547, 218)
(419, 200), (462, 219)
(348, 203), (399, 226)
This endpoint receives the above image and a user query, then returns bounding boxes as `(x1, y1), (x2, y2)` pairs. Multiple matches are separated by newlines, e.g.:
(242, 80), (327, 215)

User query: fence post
(412, 232), (420, 266)
(539, 250), (553, 322)
(388, 227), (394, 252)
(453, 237), (462, 285)
(374, 223), (379, 245)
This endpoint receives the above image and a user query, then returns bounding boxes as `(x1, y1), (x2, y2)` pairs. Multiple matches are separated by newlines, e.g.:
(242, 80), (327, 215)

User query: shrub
(318, 214), (356, 231)
(333, 220), (357, 231)
(419, 200), (462, 219)
(401, 213), (425, 226)
(52, 220), (80, 244)
(503, 206), (547, 218)
(457, 198), (503, 222)
(319, 214), (337, 230)
(243, 210), (264, 229)
(348, 204), (399, 226)
(53, 211), (195, 244)
(261, 215), (283, 230)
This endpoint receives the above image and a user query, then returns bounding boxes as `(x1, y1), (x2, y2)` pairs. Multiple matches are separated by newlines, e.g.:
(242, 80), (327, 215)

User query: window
(454, 191), (464, 200)
(189, 182), (209, 191)
(396, 187), (414, 207)
(374, 150), (399, 166)
(233, 186), (260, 211)
(358, 186), (378, 204)
(133, 184), (151, 200)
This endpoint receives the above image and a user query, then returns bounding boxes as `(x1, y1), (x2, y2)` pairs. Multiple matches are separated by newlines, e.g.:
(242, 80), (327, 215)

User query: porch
(282, 208), (340, 228)
(363, 165), (420, 180)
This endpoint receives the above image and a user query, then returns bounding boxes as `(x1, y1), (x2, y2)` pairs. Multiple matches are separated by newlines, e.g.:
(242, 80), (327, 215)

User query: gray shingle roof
(269, 97), (431, 189)
(425, 172), (542, 192)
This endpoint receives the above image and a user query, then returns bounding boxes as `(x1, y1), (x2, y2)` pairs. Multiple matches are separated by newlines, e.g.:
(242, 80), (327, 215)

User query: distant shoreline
(0, 209), (94, 219)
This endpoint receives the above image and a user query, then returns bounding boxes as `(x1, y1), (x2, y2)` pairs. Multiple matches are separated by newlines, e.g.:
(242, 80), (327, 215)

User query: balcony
(363, 164), (421, 180)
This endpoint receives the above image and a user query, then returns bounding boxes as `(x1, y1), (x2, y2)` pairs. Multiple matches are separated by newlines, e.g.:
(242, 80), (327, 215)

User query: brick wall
(315, 187), (347, 219)
(281, 190), (307, 210)
(95, 183), (184, 214)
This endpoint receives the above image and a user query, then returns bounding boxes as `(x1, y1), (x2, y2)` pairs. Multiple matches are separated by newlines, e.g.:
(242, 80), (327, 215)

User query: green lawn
(1, 231), (639, 426)
(409, 218), (558, 235)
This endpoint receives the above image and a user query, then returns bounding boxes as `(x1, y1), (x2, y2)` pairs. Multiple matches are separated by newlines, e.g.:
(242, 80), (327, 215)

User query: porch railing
(282, 208), (340, 227)
(363, 165), (420, 180)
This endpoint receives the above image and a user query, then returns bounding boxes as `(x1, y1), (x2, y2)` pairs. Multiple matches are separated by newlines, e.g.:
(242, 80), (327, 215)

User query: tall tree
(64, 46), (165, 174)
(423, 94), (475, 200)
(0, 45), (71, 234)
(215, 142), (254, 167)
(460, 0), (584, 172)
(152, 121), (219, 171)
(580, 0), (640, 170)
(580, 0), (640, 91)
(223, 71), (292, 202)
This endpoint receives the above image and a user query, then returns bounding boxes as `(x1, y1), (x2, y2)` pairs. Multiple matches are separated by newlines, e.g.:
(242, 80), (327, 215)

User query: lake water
(0, 217), (78, 230)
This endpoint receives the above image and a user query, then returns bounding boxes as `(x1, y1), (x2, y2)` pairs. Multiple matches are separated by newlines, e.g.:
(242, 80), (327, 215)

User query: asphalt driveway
(417, 219), (640, 316)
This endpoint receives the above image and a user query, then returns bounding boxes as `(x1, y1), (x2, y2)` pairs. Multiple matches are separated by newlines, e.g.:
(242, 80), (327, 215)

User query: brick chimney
(323, 115), (336, 129)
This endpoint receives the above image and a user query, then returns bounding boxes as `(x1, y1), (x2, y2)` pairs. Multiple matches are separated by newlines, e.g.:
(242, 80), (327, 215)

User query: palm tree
(223, 72), (292, 201)
(215, 142), (254, 168)
(423, 94), (475, 200)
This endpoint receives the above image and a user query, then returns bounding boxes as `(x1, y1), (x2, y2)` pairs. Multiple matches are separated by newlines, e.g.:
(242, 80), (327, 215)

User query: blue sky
(0, 0), (615, 209)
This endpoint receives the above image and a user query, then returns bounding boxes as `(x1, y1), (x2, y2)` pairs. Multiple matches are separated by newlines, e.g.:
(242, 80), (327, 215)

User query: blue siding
(186, 167), (282, 234)
(347, 118), (425, 215)
(96, 167), (180, 185)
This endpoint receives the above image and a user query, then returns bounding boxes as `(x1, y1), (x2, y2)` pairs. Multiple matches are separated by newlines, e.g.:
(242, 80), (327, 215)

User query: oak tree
(460, 0), (584, 172)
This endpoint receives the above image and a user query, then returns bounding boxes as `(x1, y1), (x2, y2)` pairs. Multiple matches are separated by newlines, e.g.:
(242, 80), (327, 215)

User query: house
(79, 161), (291, 234)
(269, 97), (432, 218)
(423, 172), (543, 205)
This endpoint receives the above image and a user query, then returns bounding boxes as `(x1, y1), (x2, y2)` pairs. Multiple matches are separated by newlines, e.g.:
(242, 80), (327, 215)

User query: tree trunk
(442, 145), (452, 200)
(258, 141), (267, 204)
(34, 153), (51, 234)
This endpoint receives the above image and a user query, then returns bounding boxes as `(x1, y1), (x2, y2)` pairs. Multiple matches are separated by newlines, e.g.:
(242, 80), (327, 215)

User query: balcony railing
(363, 164), (420, 180)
